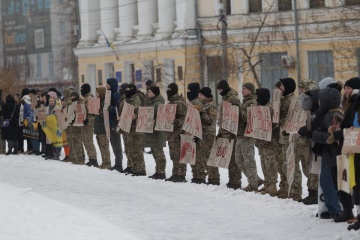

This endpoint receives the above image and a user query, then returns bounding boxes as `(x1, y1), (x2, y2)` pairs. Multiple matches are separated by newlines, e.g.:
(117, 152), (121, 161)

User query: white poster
(179, 134), (196, 165)
(136, 107), (155, 133)
(207, 137), (234, 169)
(154, 104), (177, 132)
(118, 102), (134, 133)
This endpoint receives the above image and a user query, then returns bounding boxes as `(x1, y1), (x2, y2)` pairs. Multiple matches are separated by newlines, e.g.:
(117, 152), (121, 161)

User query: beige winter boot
(261, 184), (277, 196)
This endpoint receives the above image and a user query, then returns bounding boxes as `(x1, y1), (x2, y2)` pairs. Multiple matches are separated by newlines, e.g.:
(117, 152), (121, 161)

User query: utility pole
(218, 1), (228, 81)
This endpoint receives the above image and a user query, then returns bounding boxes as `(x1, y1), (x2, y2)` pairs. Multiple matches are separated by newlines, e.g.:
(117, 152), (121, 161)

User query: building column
(155, 0), (176, 40)
(173, 0), (196, 37)
(137, 0), (158, 40)
(78, 0), (100, 46)
(117, 0), (138, 42)
(98, 0), (119, 44)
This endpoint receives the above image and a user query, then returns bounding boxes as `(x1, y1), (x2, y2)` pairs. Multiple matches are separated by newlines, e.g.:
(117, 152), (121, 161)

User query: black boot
(172, 175), (187, 183)
(226, 182), (241, 190)
(109, 165), (124, 173)
(334, 208), (355, 223)
(302, 189), (318, 205)
(86, 159), (99, 167)
(165, 174), (179, 182)
(348, 216), (360, 231)
(149, 173), (166, 180)
(5, 149), (12, 155)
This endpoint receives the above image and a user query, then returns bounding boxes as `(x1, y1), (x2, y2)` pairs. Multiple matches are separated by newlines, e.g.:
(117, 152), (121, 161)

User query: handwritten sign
(155, 104), (177, 132)
(337, 154), (352, 194)
(272, 89), (282, 123)
(244, 106), (272, 142)
(87, 97), (100, 115)
(342, 128), (360, 154)
(283, 99), (307, 133)
(221, 101), (239, 135)
(136, 107), (155, 133)
(207, 137), (234, 169)
(73, 103), (86, 127)
(118, 102), (134, 133)
(104, 90), (111, 108)
(182, 103), (202, 139)
(179, 134), (196, 165)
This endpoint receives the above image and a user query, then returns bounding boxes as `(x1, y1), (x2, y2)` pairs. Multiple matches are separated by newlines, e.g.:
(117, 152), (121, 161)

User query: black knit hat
(279, 77), (296, 96)
(217, 80), (229, 90)
(167, 83), (178, 99)
(149, 86), (160, 96)
(199, 87), (213, 98)
(145, 79), (153, 87)
(327, 82), (342, 93)
(256, 88), (270, 106)
(80, 83), (91, 96)
(243, 82), (255, 94)
(344, 77), (360, 90)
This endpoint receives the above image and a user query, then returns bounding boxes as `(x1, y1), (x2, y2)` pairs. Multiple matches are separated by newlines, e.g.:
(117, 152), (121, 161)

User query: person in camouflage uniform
(277, 77), (302, 200)
(235, 82), (262, 192)
(145, 86), (167, 180)
(80, 84), (99, 167)
(216, 80), (241, 190)
(255, 88), (278, 196)
(95, 87), (111, 169)
(196, 87), (219, 185)
(165, 83), (187, 183)
(296, 79), (319, 204)
(63, 87), (76, 163)
(123, 84), (146, 176)
(186, 82), (206, 184)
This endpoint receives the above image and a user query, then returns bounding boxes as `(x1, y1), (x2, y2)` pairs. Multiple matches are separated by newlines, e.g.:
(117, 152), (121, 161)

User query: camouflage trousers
(255, 140), (278, 186)
(235, 137), (258, 188)
(295, 138), (318, 190)
(126, 134), (145, 174)
(226, 137), (241, 185)
(81, 117), (97, 160)
(280, 142), (302, 195)
(168, 140), (187, 176)
(122, 134), (131, 168)
(151, 147), (166, 174)
(69, 126), (84, 164)
(273, 141), (287, 191)
(191, 140), (206, 180)
(201, 135), (219, 182)
(96, 134), (110, 167)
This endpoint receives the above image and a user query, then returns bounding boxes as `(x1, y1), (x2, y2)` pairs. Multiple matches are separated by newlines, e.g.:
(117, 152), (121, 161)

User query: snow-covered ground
(0, 139), (358, 240)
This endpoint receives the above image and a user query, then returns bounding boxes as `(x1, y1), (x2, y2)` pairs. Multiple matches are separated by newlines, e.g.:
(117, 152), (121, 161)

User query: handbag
(1, 105), (16, 128)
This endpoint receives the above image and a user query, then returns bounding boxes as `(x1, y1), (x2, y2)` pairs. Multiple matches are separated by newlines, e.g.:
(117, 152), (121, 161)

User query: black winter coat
(1, 99), (20, 140)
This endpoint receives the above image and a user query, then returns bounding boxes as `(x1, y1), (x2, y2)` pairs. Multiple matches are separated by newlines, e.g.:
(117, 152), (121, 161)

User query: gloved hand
(193, 136), (199, 143)
(298, 126), (312, 138)
(83, 119), (88, 125)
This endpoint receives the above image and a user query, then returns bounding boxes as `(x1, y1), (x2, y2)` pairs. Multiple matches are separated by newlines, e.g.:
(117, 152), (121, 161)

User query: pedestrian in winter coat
(216, 80), (241, 190)
(1, 94), (20, 155)
(0, 89), (7, 154)
(312, 88), (343, 219)
(255, 88), (278, 196)
(45, 92), (62, 160)
(197, 87), (219, 185)
(94, 87), (111, 169)
(20, 88), (32, 153)
(124, 83), (146, 176)
(106, 78), (123, 172)
(165, 83), (187, 183)
(145, 86), (167, 180)
(80, 83), (99, 167)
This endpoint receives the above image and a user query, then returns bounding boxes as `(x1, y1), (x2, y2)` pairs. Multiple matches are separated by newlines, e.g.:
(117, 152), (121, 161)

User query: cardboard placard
(73, 103), (86, 127)
(283, 99), (307, 133)
(342, 128), (360, 154)
(118, 102), (134, 133)
(136, 107), (155, 133)
(179, 134), (196, 165)
(87, 97), (100, 115)
(244, 106), (272, 142)
(207, 137), (234, 169)
(182, 103), (202, 139)
(221, 101), (239, 135)
(154, 104), (177, 132)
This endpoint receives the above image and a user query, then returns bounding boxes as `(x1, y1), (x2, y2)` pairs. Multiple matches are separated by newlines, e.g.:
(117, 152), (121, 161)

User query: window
(98, 70), (103, 86)
(48, 53), (54, 76)
(59, 20), (65, 37)
(345, 0), (360, 5)
(278, 0), (292, 11)
(156, 68), (162, 82)
(310, 0), (325, 8)
(177, 66), (183, 81)
(37, 54), (42, 78)
(260, 52), (288, 93)
(220, 0), (231, 15)
(249, 0), (262, 13)
(308, 51), (334, 84)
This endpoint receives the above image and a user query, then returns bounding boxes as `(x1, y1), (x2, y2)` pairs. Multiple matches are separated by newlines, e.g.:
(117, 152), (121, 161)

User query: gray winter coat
(144, 94), (166, 148)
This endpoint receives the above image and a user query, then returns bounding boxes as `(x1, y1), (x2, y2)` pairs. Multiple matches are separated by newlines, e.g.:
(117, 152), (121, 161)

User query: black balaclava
(125, 83), (137, 98)
(217, 80), (230, 96)
(279, 78), (296, 96)
(119, 83), (129, 96)
(167, 83), (178, 99)
(255, 88), (270, 106)
(80, 83), (91, 96)
(187, 82), (200, 101)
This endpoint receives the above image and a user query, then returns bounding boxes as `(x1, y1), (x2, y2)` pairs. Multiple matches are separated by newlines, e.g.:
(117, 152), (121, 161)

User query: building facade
(75, 0), (360, 103)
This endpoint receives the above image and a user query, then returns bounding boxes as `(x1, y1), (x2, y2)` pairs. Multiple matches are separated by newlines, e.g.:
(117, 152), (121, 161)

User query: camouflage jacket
(190, 98), (202, 106)
(279, 93), (296, 144)
(238, 94), (257, 137)
(167, 93), (187, 141)
(218, 88), (241, 138)
(200, 97), (217, 137)
(125, 94), (142, 135)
